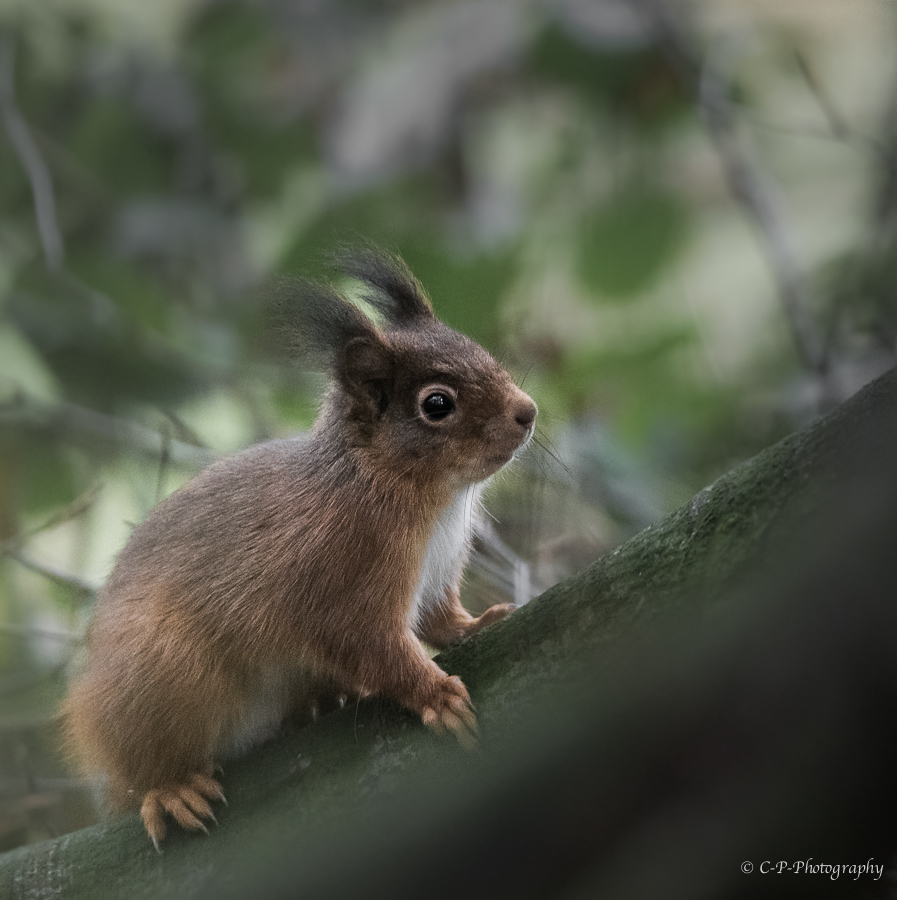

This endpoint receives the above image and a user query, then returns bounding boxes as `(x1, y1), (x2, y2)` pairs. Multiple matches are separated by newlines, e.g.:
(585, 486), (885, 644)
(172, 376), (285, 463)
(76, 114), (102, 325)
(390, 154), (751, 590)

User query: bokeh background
(0, 0), (895, 850)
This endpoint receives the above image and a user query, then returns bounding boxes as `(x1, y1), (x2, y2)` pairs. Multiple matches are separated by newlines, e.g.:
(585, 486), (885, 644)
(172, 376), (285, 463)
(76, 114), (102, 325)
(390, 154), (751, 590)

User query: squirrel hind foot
(463, 603), (517, 641)
(420, 675), (478, 749)
(140, 774), (225, 848)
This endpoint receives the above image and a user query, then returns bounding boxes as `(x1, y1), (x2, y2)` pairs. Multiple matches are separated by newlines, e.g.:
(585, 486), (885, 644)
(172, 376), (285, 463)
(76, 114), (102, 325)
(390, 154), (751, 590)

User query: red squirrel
(63, 247), (537, 849)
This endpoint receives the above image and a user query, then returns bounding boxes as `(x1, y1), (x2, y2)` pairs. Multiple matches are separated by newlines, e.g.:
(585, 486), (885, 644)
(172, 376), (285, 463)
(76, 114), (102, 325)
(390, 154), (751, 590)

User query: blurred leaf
(67, 253), (172, 334)
(68, 98), (172, 195)
(21, 444), (79, 518)
(187, 1), (321, 196)
(529, 24), (621, 108)
(187, 0), (318, 201)
(577, 181), (689, 300)
(187, 1), (272, 77)
(270, 381), (321, 431)
(7, 271), (205, 409)
(398, 239), (516, 343)
(528, 25), (688, 128)
(213, 119), (318, 200)
(277, 174), (451, 273)
(0, 431), (79, 520)
(542, 324), (709, 462)
(0, 324), (58, 402)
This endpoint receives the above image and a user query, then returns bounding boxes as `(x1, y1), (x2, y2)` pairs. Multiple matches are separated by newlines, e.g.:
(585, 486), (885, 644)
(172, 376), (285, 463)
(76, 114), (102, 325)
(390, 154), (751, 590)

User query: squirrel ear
(337, 245), (434, 327)
(338, 335), (394, 413)
(267, 276), (376, 371)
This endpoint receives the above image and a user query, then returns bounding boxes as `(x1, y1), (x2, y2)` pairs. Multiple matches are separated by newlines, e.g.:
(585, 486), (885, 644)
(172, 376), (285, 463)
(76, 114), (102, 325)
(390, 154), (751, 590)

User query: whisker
(523, 442), (554, 481)
(532, 426), (566, 461)
(532, 433), (575, 480)
(479, 502), (499, 524)
(525, 443), (567, 492)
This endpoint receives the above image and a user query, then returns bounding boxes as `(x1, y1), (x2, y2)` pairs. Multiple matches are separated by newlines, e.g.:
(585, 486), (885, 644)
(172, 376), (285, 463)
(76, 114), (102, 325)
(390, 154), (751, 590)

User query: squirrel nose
(515, 398), (537, 430)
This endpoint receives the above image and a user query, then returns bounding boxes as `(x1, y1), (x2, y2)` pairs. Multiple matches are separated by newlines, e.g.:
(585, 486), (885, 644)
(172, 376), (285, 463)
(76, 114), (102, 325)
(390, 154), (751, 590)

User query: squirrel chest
(409, 485), (484, 630)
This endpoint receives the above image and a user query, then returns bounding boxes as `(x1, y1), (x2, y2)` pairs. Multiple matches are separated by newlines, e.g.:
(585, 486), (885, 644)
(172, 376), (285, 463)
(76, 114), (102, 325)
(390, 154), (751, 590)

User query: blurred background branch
(636, 0), (827, 384)
(0, 33), (64, 271)
(698, 44), (826, 379)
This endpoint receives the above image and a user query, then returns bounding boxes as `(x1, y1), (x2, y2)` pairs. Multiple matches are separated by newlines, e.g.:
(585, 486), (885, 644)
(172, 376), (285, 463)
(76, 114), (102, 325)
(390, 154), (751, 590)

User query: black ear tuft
(267, 276), (376, 370)
(336, 244), (434, 327)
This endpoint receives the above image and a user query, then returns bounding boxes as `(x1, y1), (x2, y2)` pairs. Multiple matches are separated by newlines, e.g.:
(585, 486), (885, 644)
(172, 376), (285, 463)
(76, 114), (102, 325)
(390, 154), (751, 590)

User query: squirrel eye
(420, 391), (455, 421)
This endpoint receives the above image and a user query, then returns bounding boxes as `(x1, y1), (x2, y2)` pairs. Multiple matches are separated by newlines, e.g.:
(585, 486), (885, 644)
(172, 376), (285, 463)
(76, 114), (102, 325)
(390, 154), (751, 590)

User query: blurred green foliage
(577, 178), (689, 298)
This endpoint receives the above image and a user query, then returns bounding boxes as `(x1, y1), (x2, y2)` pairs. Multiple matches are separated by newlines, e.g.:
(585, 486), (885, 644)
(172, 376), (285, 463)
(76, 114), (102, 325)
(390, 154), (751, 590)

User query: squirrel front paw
(420, 674), (477, 747)
(140, 773), (226, 851)
(467, 602), (516, 636)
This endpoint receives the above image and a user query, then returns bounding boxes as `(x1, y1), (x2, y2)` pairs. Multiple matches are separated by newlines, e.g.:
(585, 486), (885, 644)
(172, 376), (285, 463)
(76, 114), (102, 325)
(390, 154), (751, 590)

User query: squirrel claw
(140, 774), (226, 846)
(441, 709), (478, 748)
(420, 674), (477, 746)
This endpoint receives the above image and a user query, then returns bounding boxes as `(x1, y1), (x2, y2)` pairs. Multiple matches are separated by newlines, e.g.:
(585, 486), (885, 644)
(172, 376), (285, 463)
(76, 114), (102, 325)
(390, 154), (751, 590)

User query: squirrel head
(277, 246), (536, 488)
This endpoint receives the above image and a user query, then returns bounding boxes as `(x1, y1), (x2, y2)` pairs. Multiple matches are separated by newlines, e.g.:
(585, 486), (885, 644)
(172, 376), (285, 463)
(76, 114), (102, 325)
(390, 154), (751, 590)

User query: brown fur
(63, 248), (537, 846)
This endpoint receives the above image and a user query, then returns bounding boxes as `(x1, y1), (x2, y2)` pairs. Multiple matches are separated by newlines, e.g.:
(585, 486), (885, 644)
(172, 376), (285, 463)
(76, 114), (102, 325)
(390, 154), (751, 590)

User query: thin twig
(3, 547), (97, 598)
(705, 96), (885, 158)
(0, 392), (214, 468)
(0, 34), (64, 270)
(0, 621), (82, 642)
(32, 483), (102, 536)
(794, 49), (850, 144)
(0, 484), (102, 560)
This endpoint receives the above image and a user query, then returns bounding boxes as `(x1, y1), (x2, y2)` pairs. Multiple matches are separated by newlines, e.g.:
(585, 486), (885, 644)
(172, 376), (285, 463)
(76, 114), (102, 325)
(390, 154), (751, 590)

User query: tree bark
(1, 368), (895, 900)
